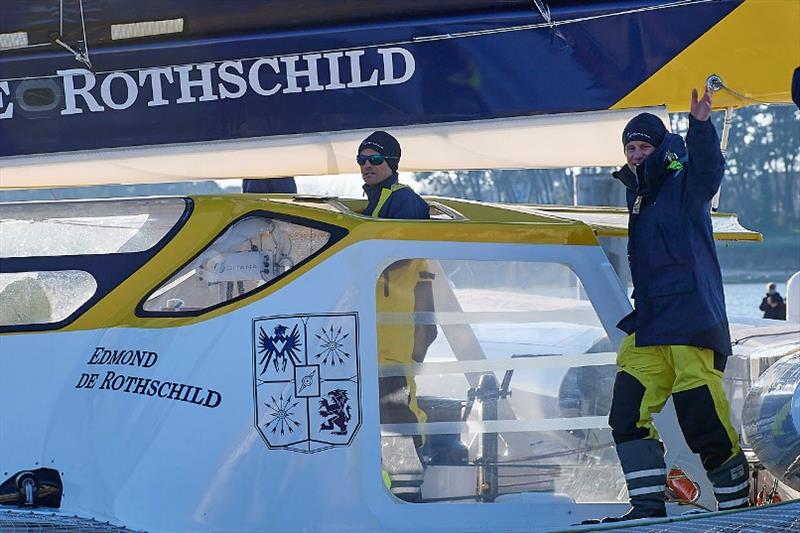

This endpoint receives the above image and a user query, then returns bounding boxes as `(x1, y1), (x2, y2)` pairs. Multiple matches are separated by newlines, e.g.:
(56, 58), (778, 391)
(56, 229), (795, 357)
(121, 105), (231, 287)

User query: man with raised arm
(595, 88), (749, 522)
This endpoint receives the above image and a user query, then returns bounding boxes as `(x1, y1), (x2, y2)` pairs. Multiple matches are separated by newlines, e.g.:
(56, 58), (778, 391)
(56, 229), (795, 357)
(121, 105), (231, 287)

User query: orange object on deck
(667, 467), (700, 503)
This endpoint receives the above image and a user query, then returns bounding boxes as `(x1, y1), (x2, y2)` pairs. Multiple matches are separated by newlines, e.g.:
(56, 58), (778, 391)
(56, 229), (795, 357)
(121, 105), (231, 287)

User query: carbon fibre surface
(0, 509), (142, 532)
(578, 500), (800, 533)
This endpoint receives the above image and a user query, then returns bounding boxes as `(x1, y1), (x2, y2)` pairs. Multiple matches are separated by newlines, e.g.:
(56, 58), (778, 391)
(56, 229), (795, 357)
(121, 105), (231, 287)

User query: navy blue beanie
(622, 113), (667, 147)
(358, 131), (401, 171)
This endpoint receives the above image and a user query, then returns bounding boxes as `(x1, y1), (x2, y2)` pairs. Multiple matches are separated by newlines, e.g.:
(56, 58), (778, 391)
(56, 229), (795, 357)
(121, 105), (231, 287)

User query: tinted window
(376, 259), (620, 504)
(142, 215), (334, 313)
(0, 271), (97, 326)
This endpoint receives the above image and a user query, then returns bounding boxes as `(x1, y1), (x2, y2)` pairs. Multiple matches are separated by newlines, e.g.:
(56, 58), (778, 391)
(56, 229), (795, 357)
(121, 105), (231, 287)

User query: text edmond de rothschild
(75, 347), (222, 408)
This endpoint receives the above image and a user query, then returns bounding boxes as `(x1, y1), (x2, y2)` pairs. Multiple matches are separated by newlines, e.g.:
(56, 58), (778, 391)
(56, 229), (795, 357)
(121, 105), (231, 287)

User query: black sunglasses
(356, 154), (398, 166)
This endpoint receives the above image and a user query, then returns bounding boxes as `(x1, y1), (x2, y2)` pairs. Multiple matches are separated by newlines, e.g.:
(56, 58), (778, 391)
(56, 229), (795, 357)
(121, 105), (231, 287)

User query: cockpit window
(376, 259), (618, 504)
(0, 271), (97, 326)
(0, 198), (188, 257)
(141, 214), (340, 315)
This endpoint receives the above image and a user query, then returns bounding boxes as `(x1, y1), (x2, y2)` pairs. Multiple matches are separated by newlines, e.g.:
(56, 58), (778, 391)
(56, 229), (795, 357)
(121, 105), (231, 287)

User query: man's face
(624, 141), (656, 172)
(358, 148), (393, 186)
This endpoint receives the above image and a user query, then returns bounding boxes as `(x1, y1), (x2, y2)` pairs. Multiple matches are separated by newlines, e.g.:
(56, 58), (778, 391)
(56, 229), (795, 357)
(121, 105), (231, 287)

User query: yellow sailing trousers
(610, 334), (741, 470)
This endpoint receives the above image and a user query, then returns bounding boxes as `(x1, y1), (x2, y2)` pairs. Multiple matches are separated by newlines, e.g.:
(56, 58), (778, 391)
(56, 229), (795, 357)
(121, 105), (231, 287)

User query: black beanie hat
(622, 113), (667, 147)
(358, 131), (401, 171)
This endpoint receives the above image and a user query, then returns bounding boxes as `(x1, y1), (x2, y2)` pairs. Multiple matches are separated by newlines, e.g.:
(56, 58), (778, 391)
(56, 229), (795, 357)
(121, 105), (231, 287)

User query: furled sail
(0, 0), (797, 186)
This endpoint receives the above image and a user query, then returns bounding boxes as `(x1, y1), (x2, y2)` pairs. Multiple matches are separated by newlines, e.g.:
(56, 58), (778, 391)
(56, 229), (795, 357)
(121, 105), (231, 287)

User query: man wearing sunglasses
(358, 131), (433, 502)
(357, 130), (429, 220)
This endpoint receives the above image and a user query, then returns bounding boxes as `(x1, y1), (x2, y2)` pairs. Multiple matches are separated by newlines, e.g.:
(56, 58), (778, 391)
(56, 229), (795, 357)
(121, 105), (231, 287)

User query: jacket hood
(613, 132), (687, 195)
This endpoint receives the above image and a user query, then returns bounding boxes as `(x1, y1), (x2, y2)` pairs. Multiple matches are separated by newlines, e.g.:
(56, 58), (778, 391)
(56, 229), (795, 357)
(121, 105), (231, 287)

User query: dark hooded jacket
(363, 174), (430, 219)
(760, 292), (786, 320)
(614, 116), (731, 356)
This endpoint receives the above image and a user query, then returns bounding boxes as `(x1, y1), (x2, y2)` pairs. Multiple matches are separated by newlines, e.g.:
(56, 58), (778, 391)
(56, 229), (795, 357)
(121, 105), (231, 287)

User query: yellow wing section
(512, 205), (762, 242)
(613, 0), (800, 111)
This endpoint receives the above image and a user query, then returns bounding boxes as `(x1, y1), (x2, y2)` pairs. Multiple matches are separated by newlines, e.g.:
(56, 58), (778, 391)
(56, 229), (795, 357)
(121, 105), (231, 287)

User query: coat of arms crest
(252, 313), (360, 453)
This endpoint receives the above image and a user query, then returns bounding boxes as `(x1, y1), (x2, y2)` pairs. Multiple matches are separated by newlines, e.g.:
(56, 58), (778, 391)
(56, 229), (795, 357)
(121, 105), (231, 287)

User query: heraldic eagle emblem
(258, 323), (302, 373)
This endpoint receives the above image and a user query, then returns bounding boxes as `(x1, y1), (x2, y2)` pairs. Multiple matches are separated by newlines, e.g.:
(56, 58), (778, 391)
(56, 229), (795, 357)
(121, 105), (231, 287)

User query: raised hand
(690, 86), (713, 121)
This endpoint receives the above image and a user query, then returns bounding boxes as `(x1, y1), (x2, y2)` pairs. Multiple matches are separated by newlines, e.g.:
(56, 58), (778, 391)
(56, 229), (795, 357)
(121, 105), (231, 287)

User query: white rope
(410, 0), (715, 43)
(77, 0), (93, 69)
(50, 0), (93, 69)
(709, 75), (772, 106)
(712, 105), (734, 212)
(531, 0), (553, 27)
(530, 0), (567, 45)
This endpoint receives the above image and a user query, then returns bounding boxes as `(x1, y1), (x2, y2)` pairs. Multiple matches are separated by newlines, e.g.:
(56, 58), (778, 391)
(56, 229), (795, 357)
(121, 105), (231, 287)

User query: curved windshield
(0, 198), (188, 257)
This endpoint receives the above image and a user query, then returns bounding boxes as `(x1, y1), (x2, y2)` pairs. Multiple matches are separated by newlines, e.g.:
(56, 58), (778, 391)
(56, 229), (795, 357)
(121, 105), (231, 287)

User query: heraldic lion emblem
(318, 389), (352, 436)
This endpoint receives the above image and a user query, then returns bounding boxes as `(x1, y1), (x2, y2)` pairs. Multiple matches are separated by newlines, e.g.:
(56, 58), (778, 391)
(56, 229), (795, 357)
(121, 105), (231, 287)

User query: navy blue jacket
(614, 116), (731, 356)
(363, 174), (430, 219)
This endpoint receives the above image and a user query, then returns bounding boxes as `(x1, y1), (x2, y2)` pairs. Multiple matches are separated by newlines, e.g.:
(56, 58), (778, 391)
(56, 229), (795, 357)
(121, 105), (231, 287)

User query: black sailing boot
(583, 439), (667, 523)
(708, 450), (751, 511)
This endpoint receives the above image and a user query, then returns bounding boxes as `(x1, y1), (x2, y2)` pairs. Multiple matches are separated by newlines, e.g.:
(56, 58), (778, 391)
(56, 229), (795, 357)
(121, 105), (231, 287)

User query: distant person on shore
(588, 87), (749, 523)
(242, 177), (297, 193)
(760, 283), (786, 320)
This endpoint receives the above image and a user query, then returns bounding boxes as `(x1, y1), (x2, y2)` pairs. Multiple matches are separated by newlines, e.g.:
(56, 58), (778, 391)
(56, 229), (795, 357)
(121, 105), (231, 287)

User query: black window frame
(136, 210), (348, 318)
(0, 197), (194, 334)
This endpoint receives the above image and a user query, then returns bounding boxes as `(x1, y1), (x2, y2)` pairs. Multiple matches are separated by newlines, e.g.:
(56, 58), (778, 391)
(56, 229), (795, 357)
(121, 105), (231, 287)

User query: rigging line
(9, 43), (53, 50)
(718, 83), (772, 106)
(708, 74), (772, 106)
(712, 105), (734, 211)
(77, 0), (92, 69)
(50, 37), (88, 66)
(531, 0), (554, 29)
(0, 0), (718, 84)
(49, 0), (92, 69)
(665, 495), (713, 512)
(530, 0), (568, 47)
(411, 0), (714, 43)
(730, 330), (800, 346)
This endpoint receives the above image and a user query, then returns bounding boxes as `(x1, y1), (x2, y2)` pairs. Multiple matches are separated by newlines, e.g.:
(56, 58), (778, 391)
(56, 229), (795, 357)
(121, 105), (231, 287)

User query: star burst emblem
(314, 325), (351, 366)
(264, 393), (301, 436)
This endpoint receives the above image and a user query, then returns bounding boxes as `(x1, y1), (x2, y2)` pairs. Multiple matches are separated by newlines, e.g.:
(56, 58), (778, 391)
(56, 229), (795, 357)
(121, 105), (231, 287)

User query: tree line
(415, 104), (799, 236)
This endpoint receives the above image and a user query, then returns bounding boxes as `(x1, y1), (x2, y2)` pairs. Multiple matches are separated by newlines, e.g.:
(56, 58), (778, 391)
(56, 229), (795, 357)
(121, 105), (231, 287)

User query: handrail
(379, 352), (617, 377)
